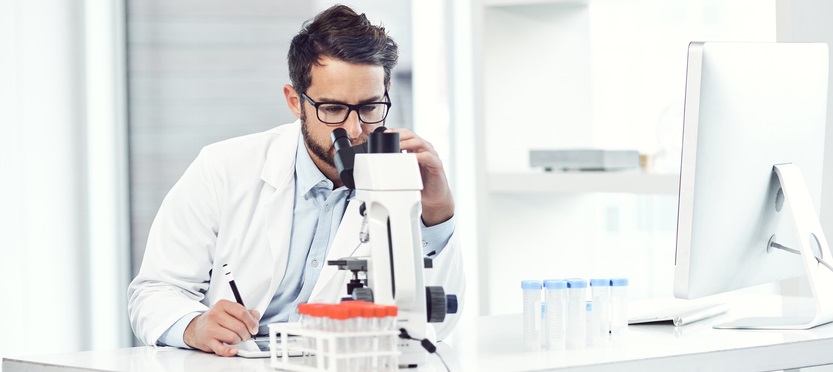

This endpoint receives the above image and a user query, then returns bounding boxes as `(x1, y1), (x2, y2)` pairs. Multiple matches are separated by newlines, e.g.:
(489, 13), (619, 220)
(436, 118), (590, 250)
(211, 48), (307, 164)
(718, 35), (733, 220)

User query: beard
(300, 109), (367, 170)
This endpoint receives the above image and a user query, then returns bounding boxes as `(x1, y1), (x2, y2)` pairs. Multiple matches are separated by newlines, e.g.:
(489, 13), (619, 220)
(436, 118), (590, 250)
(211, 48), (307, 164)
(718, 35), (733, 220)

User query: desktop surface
(444, 296), (833, 371)
(5, 296), (833, 372)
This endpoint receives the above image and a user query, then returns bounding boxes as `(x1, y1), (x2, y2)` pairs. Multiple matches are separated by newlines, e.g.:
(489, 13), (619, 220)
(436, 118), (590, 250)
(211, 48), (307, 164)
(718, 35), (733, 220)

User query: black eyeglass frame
(300, 91), (392, 125)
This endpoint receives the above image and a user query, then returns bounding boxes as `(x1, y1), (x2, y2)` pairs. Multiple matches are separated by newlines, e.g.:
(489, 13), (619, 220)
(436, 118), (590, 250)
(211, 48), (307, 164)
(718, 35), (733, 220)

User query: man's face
(299, 56), (387, 172)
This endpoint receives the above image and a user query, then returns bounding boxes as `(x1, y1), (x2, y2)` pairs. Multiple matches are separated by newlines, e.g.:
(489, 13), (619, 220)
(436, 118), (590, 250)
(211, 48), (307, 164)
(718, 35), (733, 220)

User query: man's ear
(284, 84), (302, 119)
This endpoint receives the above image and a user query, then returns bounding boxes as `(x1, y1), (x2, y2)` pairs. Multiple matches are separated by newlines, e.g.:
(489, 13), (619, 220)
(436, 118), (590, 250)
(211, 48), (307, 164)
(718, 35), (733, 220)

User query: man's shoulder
(194, 121), (301, 184)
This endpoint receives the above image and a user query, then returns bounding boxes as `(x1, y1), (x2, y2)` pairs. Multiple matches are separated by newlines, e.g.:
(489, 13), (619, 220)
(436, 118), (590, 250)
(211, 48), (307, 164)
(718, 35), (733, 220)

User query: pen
(224, 264), (258, 338)
(223, 263), (245, 307)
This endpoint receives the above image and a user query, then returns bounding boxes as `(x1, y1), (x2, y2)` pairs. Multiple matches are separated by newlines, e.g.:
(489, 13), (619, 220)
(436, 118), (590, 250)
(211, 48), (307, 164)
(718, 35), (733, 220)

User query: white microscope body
(353, 152), (431, 367)
(329, 127), (455, 367)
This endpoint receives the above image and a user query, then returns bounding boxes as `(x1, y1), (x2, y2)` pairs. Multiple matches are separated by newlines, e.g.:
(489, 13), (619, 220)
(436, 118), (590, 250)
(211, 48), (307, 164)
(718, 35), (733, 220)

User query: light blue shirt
(159, 132), (454, 347)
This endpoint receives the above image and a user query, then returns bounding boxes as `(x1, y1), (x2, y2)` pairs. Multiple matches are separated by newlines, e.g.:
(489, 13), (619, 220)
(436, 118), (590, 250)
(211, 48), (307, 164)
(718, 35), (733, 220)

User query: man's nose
(342, 110), (362, 139)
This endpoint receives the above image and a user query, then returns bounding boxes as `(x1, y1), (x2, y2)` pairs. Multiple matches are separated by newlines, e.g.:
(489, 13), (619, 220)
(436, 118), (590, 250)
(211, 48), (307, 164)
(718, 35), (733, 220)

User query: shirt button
(422, 240), (428, 248)
(323, 204), (330, 213)
(311, 259), (319, 268)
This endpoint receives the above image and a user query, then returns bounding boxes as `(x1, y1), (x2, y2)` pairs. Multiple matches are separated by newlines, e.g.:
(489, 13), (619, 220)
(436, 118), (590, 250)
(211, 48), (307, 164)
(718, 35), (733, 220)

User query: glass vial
(544, 280), (567, 351)
(521, 280), (543, 351)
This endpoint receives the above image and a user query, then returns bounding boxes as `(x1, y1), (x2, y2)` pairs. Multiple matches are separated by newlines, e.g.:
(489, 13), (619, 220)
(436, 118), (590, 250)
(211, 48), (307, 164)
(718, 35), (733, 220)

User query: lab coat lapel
(309, 199), (365, 302)
(258, 122), (300, 311)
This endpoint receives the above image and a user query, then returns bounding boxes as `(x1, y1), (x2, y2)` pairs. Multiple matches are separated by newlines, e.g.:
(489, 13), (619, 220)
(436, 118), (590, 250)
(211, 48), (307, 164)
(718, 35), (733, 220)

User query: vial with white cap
(610, 278), (629, 337)
(565, 279), (587, 349)
(522, 280), (543, 351)
(590, 278), (611, 345)
(543, 280), (568, 351)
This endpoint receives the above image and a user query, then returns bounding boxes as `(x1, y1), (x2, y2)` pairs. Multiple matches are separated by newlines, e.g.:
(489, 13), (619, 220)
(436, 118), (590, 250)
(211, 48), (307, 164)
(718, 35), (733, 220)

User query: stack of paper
(629, 297), (729, 327)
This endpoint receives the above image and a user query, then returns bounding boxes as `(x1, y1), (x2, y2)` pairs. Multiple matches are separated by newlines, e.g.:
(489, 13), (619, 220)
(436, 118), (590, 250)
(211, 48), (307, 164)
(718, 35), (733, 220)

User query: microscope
(328, 127), (458, 367)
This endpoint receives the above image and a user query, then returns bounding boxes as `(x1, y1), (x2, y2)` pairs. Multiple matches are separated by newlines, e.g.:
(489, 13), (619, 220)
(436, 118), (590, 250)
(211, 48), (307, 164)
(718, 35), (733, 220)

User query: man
(128, 5), (465, 357)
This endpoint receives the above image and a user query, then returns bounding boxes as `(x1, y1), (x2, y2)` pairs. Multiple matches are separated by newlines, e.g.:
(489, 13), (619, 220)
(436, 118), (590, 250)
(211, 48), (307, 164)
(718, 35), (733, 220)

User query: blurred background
(2, 0), (833, 363)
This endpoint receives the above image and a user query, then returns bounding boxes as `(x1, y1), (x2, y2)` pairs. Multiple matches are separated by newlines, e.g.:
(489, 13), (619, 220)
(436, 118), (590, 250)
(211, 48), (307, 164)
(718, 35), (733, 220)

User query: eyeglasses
(300, 91), (391, 125)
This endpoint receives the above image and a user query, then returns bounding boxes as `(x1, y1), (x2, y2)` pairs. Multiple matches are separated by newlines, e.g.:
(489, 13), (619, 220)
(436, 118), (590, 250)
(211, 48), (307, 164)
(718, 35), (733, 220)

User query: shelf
(487, 171), (679, 195)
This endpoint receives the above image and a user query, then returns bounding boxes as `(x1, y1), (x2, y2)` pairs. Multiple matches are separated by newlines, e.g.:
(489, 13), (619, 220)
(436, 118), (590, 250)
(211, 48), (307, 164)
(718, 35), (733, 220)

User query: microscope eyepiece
(368, 126), (400, 153)
(331, 127), (352, 151)
(330, 127), (368, 189)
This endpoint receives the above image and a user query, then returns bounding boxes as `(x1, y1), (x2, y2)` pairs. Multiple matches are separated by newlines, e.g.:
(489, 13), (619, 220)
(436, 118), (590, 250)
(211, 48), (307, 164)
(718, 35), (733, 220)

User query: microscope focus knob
(352, 287), (374, 303)
(426, 286), (447, 323)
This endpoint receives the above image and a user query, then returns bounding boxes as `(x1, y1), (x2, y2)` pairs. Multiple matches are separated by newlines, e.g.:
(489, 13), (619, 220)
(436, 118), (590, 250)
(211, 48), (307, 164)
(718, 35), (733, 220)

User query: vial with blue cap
(521, 280), (543, 351)
(590, 278), (612, 345)
(544, 280), (568, 351)
(610, 278), (629, 336)
(565, 279), (587, 349)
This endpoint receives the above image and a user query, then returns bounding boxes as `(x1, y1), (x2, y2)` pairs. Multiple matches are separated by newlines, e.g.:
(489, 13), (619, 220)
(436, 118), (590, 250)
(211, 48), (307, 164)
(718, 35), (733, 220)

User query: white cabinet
(471, 0), (780, 315)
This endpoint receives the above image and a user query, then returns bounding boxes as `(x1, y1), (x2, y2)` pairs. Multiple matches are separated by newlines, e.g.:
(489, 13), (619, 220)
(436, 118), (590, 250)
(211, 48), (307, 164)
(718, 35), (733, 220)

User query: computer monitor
(673, 42), (833, 329)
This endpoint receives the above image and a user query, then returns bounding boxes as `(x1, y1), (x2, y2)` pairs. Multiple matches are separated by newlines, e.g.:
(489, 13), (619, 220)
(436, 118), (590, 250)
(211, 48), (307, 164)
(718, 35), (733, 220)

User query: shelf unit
(470, 0), (782, 316)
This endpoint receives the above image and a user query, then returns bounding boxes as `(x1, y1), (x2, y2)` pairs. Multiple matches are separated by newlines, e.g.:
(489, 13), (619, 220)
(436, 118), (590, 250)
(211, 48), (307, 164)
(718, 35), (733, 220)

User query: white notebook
(628, 298), (729, 327)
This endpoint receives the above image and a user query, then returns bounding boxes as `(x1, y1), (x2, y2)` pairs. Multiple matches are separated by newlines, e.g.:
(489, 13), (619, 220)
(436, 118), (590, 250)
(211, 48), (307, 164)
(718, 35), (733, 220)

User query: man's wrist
(158, 311), (202, 349)
(421, 204), (454, 227)
(183, 313), (201, 349)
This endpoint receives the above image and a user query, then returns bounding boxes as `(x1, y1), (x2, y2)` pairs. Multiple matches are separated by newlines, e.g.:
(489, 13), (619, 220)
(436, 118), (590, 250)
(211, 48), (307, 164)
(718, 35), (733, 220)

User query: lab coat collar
(260, 120), (301, 190)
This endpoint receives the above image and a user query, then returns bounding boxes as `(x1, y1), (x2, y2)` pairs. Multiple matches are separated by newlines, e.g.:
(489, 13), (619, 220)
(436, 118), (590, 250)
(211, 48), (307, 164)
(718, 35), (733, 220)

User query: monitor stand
(714, 163), (833, 330)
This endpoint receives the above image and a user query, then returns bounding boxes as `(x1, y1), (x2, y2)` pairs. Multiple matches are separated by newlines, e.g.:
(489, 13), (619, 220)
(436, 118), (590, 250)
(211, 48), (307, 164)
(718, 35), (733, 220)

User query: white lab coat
(127, 121), (465, 346)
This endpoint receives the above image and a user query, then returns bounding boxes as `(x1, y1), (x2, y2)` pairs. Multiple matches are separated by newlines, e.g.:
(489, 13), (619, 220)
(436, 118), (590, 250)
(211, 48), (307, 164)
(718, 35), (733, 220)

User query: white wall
(411, 0), (482, 331)
(781, 0), (833, 256)
(0, 0), (131, 360)
(775, 0), (833, 297)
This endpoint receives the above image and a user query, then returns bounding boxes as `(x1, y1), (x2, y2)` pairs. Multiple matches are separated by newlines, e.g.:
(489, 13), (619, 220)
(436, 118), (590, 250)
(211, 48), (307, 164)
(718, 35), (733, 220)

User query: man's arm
(128, 149), (219, 346)
(128, 148), (257, 354)
(385, 128), (455, 227)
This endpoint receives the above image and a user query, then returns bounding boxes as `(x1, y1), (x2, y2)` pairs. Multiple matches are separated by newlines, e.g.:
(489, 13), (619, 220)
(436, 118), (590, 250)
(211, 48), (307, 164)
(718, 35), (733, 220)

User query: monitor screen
(673, 42), (829, 300)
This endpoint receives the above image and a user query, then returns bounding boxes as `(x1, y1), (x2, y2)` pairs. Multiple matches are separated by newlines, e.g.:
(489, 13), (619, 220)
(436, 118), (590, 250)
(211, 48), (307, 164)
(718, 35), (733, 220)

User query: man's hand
(183, 299), (260, 357)
(386, 128), (455, 226)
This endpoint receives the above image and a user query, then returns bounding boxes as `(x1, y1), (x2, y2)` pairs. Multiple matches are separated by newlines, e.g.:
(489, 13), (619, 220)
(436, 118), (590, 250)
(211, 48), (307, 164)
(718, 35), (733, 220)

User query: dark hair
(288, 5), (398, 95)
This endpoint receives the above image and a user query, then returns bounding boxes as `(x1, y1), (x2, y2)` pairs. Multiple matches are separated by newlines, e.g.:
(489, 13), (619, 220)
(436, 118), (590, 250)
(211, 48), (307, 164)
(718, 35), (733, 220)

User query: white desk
(6, 297), (833, 371)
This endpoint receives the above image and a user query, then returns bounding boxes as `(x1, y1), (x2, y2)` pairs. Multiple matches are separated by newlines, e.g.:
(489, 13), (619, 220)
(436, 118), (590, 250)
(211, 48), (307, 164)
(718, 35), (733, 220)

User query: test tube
(347, 305), (363, 371)
(565, 279), (587, 349)
(353, 303), (375, 371)
(384, 306), (398, 371)
(610, 278), (629, 337)
(296, 303), (313, 364)
(521, 280), (543, 351)
(543, 280), (567, 351)
(343, 302), (370, 350)
(354, 304), (375, 371)
(371, 305), (387, 371)
(590, 278), (611, 346)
